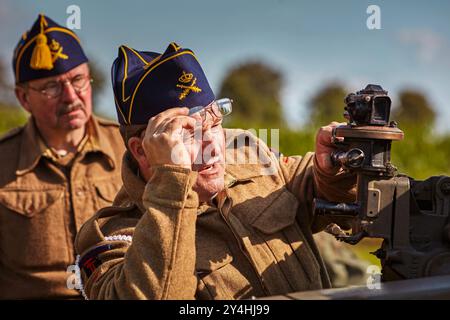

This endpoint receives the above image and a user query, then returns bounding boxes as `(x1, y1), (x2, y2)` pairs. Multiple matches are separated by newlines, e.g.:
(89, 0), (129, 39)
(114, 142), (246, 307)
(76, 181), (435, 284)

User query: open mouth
(196, 162), (221, 175)
(198, 164), (215, 172)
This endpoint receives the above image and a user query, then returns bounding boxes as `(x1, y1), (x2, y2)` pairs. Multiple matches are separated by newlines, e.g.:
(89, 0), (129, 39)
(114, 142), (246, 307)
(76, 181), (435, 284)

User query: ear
(15, 85), (31, 112)
(128, 136), (150, 172)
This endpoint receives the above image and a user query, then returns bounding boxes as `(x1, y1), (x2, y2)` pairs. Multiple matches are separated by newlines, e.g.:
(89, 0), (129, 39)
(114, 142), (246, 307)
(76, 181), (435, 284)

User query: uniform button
(26, 205), (35, 214)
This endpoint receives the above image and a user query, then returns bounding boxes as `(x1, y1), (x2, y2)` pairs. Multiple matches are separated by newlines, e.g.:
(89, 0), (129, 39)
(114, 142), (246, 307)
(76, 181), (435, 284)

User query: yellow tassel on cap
(30, 15), (53, 70)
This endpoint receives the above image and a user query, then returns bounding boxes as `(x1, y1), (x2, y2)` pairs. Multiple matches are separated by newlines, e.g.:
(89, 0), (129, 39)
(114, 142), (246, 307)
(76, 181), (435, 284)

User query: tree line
(219, 61), (450, 180)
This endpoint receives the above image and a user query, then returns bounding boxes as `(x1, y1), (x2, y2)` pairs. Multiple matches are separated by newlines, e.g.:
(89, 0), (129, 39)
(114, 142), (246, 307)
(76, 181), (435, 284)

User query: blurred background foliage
(219, 60), (450, 180)
(219, 61), (285, 128)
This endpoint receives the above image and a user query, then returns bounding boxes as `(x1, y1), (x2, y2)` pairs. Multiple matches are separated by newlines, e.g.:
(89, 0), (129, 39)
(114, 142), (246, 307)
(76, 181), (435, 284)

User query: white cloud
(397, 29), (448, 64)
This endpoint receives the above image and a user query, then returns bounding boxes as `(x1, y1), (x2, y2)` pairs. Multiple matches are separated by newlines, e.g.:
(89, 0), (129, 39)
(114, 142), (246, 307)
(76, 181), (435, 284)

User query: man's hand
(315, 121), (346, 175)
(142, 108), (199, 169)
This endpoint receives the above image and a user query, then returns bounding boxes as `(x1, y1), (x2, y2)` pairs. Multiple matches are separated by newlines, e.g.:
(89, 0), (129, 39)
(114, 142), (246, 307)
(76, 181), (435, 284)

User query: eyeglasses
(137, 98), (233, 140)
(27, 74), (93, 99)
(188, 98), (233, 127)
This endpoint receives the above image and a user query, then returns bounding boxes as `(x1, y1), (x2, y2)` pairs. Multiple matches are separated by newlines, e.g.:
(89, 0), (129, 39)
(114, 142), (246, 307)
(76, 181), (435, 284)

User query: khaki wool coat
(75, 128), (356, 299)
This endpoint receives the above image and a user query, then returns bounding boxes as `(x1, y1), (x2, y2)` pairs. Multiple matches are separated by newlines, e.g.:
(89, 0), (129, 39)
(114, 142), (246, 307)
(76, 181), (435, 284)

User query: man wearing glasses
(75, 42), (357, 299)
(0, 15), (125, 299)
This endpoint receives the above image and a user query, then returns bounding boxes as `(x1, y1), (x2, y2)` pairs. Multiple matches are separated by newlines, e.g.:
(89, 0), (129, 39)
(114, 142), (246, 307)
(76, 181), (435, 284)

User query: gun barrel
(313, 198), (360, 217)
(261, 275), (450, 300)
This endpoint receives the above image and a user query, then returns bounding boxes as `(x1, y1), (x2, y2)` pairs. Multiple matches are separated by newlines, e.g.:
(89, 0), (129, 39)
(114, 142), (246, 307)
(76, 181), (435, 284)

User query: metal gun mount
(313, 84), (450, 281)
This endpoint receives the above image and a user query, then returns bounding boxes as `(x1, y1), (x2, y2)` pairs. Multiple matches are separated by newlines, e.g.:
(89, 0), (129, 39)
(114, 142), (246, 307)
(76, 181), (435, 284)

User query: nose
(61, 81), (78, 104)
(202, 129), (221, 162)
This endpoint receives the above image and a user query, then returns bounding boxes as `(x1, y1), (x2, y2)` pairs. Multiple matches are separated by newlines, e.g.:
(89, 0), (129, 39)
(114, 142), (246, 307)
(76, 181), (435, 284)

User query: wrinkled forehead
(26, 62), (90, 86)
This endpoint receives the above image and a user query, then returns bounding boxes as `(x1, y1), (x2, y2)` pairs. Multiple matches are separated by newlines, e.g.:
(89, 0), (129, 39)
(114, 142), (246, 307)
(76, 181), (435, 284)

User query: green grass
(351, 238), (383, 267)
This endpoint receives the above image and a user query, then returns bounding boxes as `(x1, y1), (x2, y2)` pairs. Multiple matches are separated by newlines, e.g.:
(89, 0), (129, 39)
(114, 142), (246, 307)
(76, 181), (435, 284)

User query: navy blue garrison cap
(13, 14), (88, 84)
(112, 42), (215, 125)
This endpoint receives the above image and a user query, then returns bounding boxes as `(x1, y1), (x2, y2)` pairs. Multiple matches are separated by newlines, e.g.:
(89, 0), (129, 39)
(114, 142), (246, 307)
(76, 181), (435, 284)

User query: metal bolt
(441, 182), (450, 195)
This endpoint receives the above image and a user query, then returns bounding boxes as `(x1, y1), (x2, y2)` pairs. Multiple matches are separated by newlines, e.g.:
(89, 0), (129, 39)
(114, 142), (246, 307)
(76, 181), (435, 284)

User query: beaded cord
(104, 235), (133, 242)
(75, 235), (133, 300)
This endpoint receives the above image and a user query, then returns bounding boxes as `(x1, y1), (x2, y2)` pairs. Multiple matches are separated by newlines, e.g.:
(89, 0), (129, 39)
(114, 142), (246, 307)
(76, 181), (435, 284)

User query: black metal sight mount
(313, 84), (450, 280)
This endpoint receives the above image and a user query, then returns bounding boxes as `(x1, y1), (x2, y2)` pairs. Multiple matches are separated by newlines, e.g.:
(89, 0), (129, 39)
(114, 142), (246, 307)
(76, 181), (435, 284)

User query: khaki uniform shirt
(75, 129), (356, 299)
(0, 116), (125, 299)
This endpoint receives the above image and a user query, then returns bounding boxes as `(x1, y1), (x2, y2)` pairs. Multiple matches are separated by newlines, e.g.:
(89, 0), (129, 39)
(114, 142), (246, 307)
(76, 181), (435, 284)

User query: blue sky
(1, 0), (449, 132)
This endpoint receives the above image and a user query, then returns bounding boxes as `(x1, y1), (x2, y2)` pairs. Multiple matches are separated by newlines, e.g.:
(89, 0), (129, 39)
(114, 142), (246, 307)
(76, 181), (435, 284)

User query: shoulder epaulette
(0, 126), (24, 144)
(95, 203), (137, 220)
(95, 116), (120, 127)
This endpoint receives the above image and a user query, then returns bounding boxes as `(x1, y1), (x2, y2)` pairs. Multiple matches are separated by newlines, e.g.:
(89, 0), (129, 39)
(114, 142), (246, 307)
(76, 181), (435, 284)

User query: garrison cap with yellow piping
(111, 42), (215, 125)
(13, 14), (88, 84)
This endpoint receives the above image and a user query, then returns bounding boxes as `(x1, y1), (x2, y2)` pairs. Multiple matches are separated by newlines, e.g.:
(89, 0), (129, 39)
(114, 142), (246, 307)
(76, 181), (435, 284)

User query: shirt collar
(81, 116), (117, 169)
(16, 118), (48, 176)
(223, 164), (263, 185)
(16, 116), (117, 176)
(119, 148), (265, 215)
(197, 165), (261, 215)
(120, 152), (147, 213)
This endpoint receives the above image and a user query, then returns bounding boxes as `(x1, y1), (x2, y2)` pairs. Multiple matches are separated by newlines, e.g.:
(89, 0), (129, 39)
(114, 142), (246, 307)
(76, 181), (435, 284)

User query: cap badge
(176, 70), (202, 100)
